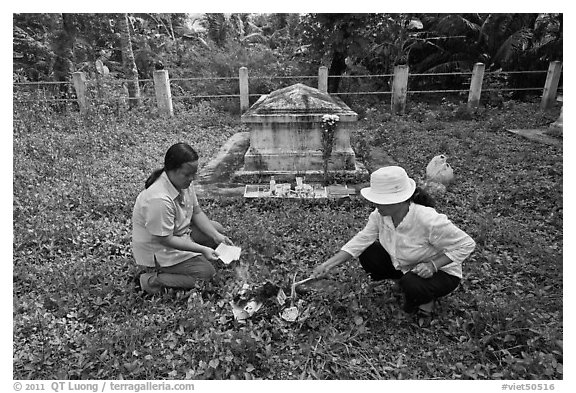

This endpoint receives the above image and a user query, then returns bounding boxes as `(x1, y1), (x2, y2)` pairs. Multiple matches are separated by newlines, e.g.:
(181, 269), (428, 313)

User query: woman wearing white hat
(312, 166), (475, 325)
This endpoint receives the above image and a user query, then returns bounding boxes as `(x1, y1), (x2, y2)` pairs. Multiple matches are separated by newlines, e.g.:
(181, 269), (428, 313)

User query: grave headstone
(234, 83), (367, 182)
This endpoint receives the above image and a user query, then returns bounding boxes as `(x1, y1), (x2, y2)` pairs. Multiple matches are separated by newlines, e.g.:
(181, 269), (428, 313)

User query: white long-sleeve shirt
(341, 202), (476, 278)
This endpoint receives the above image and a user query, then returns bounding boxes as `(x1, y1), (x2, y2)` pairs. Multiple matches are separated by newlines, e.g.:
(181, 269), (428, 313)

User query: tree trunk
(52, 13), (76, 110)
(328, 50), (347, 93)
(117, 13), (140, 109)
(54, 14), (75, 80)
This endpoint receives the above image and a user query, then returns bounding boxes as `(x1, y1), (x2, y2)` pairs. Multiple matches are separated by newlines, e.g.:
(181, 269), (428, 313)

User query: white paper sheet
(215, 243), (241, 264)
(281, 306), (299, 322)
(276, 288), (287, 306)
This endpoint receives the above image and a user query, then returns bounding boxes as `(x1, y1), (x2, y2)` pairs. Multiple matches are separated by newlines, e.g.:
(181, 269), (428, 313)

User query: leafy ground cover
(13, 98), (562, 380)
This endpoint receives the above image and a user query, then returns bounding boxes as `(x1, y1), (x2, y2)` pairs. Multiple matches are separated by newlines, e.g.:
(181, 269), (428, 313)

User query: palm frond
(492, 27), (533, 66)
(240, 32), (268, 45)
(434, 14), (481, 36)
(423, 59), (474, 74)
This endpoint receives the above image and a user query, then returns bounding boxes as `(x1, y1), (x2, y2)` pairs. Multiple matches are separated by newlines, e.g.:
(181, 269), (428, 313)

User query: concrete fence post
(467, 62), (485, 110)
(541, 61), (562, 110)
(391, 65), (409, 115)
(239, 67), (249, 113)
(153, 70), (173, 117)
(318, 66), (328, 93)
(72, 72), (88, 114)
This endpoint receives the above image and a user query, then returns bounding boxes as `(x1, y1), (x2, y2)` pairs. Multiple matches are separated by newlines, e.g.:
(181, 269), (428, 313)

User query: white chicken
(426, 154), (454, 185)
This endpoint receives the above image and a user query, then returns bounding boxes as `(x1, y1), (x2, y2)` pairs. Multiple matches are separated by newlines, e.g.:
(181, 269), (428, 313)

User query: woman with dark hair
(132, 142), (234, 295)
(312, 166), (475, 326)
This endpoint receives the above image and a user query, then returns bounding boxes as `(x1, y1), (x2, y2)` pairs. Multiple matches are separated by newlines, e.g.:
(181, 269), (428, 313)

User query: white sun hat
(360, 166), (416, 204)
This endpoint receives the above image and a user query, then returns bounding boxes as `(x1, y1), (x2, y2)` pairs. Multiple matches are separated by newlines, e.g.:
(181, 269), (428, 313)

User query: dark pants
(142, 220), (224, 292)
(359, 242), (461, 312)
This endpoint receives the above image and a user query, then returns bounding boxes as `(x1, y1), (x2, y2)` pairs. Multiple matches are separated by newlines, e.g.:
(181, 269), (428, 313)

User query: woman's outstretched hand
(214, 233), (234, 246)
(311, 261), (332, 279)
(311, 251), (352, 279)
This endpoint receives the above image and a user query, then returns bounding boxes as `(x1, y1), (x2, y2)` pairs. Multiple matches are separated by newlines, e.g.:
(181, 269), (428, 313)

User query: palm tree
(409, 14), (487, 74)
(409, 13), (560, 73)
(405, 13), (563, 93)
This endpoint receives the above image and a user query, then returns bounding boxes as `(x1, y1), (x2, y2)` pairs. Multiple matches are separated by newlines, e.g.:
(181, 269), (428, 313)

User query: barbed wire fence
(13, 62), (562, 116)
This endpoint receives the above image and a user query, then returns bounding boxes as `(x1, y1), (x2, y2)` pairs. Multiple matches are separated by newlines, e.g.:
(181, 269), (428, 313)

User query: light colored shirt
(132, 171), (201, 267)
(341, 203), (475, 278)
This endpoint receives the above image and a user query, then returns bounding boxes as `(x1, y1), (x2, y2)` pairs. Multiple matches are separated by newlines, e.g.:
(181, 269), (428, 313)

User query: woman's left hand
(214, 233), (234, 246)
(411, 261), (436, 279)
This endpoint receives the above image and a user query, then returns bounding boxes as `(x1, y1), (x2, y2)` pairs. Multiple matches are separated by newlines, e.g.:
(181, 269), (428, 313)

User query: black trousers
(359, 242), (461, 312)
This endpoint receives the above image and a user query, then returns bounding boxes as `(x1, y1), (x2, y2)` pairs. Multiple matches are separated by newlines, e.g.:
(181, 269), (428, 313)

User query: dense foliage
(13, 97), (562, 380)
(14, 13), (562, 92)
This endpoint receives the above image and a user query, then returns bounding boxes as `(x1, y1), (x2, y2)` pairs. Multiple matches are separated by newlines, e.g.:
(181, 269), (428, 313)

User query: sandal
(416, 308), (434, 328)
(133, 270), (145, 292)
(416, 300), (436, 328)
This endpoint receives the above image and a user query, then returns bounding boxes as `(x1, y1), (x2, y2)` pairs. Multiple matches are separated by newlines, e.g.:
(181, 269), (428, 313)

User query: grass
(12, 98), (562, 380)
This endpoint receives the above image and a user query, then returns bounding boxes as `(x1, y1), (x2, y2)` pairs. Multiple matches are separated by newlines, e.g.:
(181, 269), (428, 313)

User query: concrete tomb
(234, 83), (366, 181)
